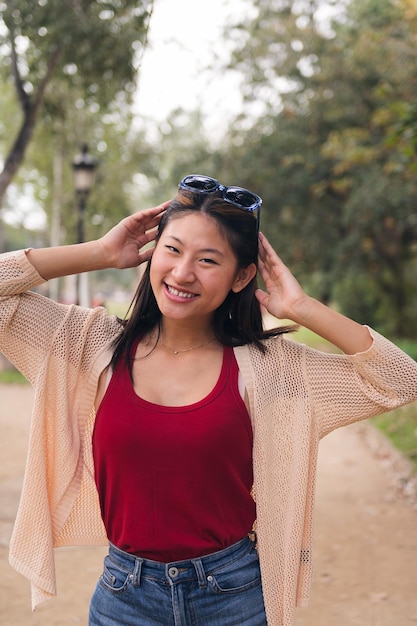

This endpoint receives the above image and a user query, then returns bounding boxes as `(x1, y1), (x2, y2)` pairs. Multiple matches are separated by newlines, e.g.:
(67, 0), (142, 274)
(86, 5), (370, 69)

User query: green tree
(129, 108), (221, 205)
(0, 0), (154, 250)
(313, 0), (417, 335)
(221, 0), (417, 336)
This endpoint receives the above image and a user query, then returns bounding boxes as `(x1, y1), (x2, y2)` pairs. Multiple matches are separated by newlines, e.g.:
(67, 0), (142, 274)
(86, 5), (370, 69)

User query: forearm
(25, 202), (170, 281)
(291, 296), (373, 355)
(26, 240), (108, 280)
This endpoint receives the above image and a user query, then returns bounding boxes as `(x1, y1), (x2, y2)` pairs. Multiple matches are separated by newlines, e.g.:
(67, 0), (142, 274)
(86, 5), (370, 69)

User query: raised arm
(256, 232), (372, 355)
(26, 201), (170, 280)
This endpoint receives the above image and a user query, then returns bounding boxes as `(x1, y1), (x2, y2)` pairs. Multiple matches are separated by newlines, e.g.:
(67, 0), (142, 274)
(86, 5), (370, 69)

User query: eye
(165, 245), (179, 253)
(200, 257), (219, 265)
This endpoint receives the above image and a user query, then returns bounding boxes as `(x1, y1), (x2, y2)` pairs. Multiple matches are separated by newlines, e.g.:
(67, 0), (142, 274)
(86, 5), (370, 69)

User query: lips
(165, 283), (198, 300)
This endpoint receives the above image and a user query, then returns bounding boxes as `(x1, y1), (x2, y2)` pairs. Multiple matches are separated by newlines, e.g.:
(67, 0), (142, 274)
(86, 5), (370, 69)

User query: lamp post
(72, 144), (97, 306)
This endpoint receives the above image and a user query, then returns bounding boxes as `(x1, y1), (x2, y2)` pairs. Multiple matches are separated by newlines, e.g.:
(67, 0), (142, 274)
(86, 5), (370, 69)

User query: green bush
(392, 338), (417, 362)
(0, 369), (28, 384)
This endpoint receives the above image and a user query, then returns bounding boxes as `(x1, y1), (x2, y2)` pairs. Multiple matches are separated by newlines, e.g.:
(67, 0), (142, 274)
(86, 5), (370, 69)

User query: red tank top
(92, 345), (256, 562)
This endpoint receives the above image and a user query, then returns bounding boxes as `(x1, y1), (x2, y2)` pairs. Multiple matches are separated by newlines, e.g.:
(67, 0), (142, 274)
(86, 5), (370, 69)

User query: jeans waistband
(107, 534), (257, 588)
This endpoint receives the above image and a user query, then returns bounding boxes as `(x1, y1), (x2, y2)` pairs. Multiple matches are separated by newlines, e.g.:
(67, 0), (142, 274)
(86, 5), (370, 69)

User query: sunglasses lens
(182, 175), (218, 192)
(224, 187), (260, 209)
(179, 176), (262, 228)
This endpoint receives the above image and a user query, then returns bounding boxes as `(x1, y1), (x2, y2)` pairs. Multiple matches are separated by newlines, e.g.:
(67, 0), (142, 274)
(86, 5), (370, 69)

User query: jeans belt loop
(191, 558), (208, 589)
(132, 557), (143, 587)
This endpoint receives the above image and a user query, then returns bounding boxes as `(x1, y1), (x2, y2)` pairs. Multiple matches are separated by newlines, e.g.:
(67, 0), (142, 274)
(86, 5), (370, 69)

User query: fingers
(138, 247), (154, 264)
(258, 232), (288, 277)
(130, 200), (171, 232)
(258, 232), (275, 268)
(258, 231), (280, 261)
(138, 223), (158, 247)
(255, 288), (269, 307)
(133, 200), (171, 258)
(258, 233), (277, 276)
(145, 199), (171, 219)
(258, 232), (272, 256)
(141, 199), (171, 220)
(257, 253), (268, 278)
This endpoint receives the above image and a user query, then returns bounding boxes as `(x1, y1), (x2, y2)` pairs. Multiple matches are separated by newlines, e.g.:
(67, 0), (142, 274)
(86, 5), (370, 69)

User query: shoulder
(233, 334), (306, 381)
(236, 333), (305, 361)
(77, 306), (123, 349)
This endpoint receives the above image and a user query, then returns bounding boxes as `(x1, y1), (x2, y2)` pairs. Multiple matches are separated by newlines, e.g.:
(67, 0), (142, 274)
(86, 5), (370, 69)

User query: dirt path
(1, 383), (416, 625)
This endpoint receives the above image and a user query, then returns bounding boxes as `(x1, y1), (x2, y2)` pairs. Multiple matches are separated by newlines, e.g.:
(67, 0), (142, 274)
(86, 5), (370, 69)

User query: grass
(0, 368), (28, 384)
(372, 406), (417, 473)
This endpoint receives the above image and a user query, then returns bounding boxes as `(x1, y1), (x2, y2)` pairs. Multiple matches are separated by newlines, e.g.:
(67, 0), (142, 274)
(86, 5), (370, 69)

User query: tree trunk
(49, 140), (65, 301)
(0, 42), (63, 252)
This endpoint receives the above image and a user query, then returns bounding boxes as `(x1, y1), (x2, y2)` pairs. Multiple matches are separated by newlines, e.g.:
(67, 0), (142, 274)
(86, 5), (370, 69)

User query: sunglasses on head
(178, 174), (262, 231)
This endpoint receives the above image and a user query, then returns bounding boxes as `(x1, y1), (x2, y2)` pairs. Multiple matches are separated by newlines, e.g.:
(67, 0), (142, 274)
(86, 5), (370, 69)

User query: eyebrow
(165, 235), (224, 257)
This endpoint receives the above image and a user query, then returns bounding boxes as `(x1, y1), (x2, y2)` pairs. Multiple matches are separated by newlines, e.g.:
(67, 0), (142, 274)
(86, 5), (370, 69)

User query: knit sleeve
(0, 249), (118, 384)
(0, 249), (45, 295)
(302, 327), (417, 438)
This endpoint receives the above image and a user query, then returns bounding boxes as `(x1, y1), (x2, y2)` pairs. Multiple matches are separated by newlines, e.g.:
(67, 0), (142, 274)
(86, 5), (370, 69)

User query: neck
(159, 319), (215, 351)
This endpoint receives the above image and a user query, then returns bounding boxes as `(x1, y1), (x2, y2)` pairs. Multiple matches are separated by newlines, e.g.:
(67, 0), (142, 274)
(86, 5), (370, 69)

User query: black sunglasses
(178, 174), (262, 231)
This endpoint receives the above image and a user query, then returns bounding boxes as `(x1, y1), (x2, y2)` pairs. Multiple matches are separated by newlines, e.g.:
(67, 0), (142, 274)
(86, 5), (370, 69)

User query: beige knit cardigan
(2, 249), (417, 626)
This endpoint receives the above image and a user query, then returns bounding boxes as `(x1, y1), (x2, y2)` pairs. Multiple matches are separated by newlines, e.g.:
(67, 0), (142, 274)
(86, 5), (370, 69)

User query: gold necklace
(161, 336), (216, 355)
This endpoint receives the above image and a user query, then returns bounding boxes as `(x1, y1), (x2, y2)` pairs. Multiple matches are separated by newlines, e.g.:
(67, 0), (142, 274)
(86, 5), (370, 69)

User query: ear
(231, 263), (257, 293)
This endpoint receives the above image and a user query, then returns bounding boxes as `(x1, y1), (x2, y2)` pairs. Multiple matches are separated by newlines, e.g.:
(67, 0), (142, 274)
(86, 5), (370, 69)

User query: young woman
(1, 174), (417, 626)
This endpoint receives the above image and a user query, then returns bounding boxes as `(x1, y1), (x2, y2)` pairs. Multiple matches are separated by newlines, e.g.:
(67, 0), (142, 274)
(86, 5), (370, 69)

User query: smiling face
(150, 212), (256, 326)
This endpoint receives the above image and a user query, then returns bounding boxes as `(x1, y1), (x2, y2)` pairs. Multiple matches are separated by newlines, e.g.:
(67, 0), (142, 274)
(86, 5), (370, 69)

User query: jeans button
(168, 566), (179, 578)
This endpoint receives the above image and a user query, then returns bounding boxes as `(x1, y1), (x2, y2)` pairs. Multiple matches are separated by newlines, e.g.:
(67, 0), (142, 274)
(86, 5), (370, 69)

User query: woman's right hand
(26, 201), (170, 281)
(98, 201), (170, 269)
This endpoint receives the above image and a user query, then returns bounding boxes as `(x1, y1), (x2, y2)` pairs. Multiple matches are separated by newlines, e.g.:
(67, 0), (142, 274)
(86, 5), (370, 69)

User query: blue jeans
(89, 536), (267, 625)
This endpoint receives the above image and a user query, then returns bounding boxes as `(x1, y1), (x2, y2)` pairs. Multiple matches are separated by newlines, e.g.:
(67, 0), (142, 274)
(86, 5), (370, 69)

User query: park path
(0, 383), (416, 626)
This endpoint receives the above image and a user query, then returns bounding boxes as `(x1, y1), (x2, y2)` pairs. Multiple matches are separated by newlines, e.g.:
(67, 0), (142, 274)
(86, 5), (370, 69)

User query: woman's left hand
(256, 232), (374, 353)
(255, 232), (308, 322)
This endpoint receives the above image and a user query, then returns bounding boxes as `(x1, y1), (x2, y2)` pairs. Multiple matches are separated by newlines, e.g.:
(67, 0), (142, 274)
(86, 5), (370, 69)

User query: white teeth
(167, 285), (195, 298)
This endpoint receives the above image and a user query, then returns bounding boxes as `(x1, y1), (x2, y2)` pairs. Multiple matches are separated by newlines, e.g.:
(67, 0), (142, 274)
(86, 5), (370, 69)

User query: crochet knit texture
(1, 249), (417, 626)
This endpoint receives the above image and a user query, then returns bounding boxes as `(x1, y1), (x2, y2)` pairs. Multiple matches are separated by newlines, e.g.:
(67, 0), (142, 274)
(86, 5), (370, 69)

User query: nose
(171, 257), (195, 283)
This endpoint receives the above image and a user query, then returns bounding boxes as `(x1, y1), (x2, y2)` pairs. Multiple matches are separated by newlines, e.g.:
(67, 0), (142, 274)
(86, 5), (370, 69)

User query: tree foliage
(218, 0), (417, 337)
(0, 0), (153, 209)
